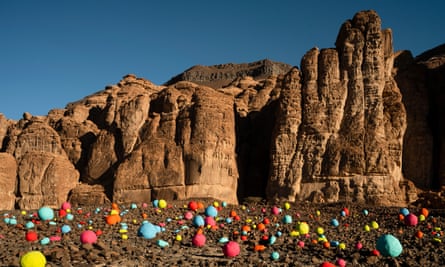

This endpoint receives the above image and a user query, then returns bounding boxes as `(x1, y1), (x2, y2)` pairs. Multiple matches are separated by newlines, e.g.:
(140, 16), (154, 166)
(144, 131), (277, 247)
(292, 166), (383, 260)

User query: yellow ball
(298, 222), (310, 235)
(419, 214), (426, 222)
(339, 243), (346, 250)
(316, 227), (324, 235)
(110, 209), (119, 215)
(158, 199), (167, 209)
(364, 225), (371, 232)
(21, 210), (27, 216)
(290, 230), (300, 237)
(121, 234), (128, 240)
(371, 221), (379, 229)
(175, 234), (182, 241)
(21, 251), (46, 267)
(213, 201), (219, 208)
(284, 202), (291, 210)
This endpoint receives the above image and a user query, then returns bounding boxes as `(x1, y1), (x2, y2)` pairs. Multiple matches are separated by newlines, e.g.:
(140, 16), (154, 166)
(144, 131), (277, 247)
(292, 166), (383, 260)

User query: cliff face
(0, 10), (443, 209)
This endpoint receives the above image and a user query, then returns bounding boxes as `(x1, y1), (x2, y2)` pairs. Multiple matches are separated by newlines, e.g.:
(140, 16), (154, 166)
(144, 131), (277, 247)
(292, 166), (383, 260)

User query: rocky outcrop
(395, 44), (445, 190)
(267, 10), (413, 205)
(0, 153), (17, 210)
(0, 10), (444, 208)
(165, 59), (292, 89)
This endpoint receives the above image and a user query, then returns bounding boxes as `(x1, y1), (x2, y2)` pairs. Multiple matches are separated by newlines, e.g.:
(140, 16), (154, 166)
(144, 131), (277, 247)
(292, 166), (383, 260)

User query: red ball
(58, 209), (67, 218)
(188, 201), (198, 211)
(192, 233), (206, 247)
(25, 231), (38, 242)
(223, 241), (240, 258)
(80, 230), (97, 244)
(319, 262), (336, 267)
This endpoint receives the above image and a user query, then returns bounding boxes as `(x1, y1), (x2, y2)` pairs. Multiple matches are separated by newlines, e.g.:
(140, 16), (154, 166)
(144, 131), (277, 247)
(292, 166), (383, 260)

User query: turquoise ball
(376, 234), (403, 257)
(38, 207), (54, 221)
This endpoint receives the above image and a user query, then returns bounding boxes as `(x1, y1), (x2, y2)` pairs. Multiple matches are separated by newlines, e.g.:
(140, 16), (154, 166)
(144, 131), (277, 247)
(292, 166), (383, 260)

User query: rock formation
(0, 10), (444, 208)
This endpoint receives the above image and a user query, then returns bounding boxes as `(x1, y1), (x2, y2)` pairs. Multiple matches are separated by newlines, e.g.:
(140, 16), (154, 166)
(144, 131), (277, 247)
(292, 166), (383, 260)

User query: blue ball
(38, 206), (55, 221)
(193, 215), (205, 227)
(376, 234), (403, 257)
(270, 251), (280, 260)
(330, 218), (339, 227)
(66, 214), (74, 221)
(61, 225), (71, 234)
(152, 199), (159, 208)
(400, 208), (410, 216)
(282, 215), (292, 224)
(138, 222), (160, 239)
(205, 206), (218, 217)
(25, 221), (35, 229)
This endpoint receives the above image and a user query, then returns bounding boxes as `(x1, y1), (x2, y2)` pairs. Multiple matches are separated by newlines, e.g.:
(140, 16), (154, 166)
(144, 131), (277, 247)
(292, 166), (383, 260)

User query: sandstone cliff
(0, 10), (443, 209)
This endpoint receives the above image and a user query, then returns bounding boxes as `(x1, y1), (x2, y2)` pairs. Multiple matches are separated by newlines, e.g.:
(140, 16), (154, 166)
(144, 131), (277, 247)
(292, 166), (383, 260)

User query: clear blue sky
(1, 1), (443, 120)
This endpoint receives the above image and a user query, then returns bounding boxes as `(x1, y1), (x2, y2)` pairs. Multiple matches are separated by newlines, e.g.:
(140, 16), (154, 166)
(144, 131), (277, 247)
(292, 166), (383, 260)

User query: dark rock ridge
(165, 59), (293, 88)
(0, 10), (444, 209)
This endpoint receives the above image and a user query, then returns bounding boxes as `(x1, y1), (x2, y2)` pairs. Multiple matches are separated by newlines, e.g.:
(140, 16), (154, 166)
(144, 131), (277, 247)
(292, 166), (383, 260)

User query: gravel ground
(1, 199), (445, 266)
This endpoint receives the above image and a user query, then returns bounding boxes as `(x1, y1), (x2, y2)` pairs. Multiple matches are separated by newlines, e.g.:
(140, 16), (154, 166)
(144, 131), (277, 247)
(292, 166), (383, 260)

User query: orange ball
(257, 223), (266, 231)
(106, 214), (121, 225)
(420, 208), (429, 218)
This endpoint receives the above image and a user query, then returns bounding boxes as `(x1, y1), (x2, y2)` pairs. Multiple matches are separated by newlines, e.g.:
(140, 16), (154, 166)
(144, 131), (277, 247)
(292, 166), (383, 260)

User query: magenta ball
(192, 233), (206, 247)
(61, 202), (71, 210)
(205, 216), (216, 226)
(223, 241), (240, 258)
(80, 230), (97, 244)
(271, 206), (280, 215)
(404, 213), (418, 226)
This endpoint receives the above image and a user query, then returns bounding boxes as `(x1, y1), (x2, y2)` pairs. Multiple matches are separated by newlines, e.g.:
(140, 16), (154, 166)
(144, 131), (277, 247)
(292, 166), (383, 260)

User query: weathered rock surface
(165, 59), (292, 88)
(267, 10), (413, 205)
(0, 153), (17, 210)
(0, 10), (444, 208)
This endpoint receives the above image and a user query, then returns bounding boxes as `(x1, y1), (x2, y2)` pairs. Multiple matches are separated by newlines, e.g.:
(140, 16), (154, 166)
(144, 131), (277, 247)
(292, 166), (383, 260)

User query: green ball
(21, 251), (46, 267)
(376, 234), (403, 257)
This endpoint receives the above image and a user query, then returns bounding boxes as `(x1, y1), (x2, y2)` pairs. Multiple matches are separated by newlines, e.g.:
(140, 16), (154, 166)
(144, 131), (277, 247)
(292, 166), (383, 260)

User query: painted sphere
(270, 251), (280, 260)
(61, 225), (71, 234)
(188, 201), (198, 211)
(376, 234), (403, 257)
(319, 262), (336, 267)
(192, 233), (206, 247)
(25, 231), (38, 242)
(158, 199), (167, 209)
(271, 206), (280, 215)
(297, 222), (310, 235)
(184, 211), (194, 220)
(193, 215), (205, 227)
(330, 218), (339, 227)
(282, 215), (292, 224)
(38, 206), (54, 221)
(205, 206), (218, 217)
(404, 213), (418, 226)
(138, 222), (160, 239)
(61, 202), (71, 210)
(20, 251), (46, 267)
(400, 208), (410, 216)
(205, 216), (216, 226)
(80, 230), (97, 244)
(223, 241), (240, 258)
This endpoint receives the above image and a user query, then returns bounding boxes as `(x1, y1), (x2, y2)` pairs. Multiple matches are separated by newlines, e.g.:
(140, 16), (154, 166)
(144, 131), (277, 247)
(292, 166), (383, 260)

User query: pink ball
(205, 216), (216, 226)
(271, 206), (280, 215)
(355, 242), (363, 250)
(184, 211), (194, 220)
(297, 240), (305, 248)
(223, 241), (240, 258)
(192, 233), (206, 247)
(80, 230), (97, 244)
(405, 213), (418, 226)
(61, 202), (71, 210)
(336, 258), (346, 267)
